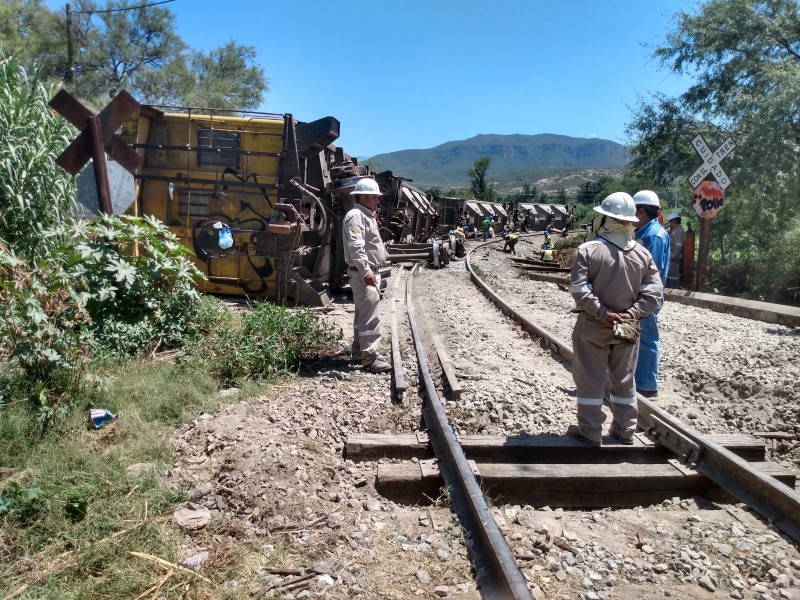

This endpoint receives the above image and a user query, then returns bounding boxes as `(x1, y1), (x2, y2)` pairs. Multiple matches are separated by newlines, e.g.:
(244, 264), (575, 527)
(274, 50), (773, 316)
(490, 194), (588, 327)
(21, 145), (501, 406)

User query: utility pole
(65, 3), (74, 82)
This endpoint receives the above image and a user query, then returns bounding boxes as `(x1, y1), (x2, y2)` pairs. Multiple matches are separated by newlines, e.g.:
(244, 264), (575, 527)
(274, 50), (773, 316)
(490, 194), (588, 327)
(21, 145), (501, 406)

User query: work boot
(609, 430), (634, 445)
(565, 424), (601, 447)
(636, 388), (659, 399)
(363, 356), (391, 373)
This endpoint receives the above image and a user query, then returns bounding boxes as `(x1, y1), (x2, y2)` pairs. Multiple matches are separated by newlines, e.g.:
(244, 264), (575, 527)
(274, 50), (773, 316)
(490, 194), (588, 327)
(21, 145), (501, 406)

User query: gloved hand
(612, 320), (641, 344)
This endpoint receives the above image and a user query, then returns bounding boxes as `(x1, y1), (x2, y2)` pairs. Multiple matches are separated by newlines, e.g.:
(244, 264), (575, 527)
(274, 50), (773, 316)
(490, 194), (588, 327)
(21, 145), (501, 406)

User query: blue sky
(51, 0), (696, 158)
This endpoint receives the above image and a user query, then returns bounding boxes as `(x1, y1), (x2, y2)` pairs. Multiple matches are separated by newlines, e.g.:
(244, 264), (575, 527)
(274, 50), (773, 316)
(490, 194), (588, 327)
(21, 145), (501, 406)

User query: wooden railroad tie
(346, 432), (796, 508)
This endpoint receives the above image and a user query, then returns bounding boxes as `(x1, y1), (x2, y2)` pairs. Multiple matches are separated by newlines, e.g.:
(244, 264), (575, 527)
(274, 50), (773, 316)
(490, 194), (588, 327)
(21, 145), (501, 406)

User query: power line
(72, 0), (176, 15)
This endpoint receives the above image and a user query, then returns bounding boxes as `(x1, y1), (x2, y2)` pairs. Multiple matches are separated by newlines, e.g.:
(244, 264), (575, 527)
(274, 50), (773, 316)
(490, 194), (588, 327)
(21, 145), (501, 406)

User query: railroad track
(345, 238), (800, 599)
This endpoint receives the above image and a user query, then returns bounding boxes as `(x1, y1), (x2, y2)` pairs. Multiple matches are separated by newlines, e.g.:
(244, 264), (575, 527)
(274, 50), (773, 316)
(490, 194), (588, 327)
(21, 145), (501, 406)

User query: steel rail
(465, 240), (800, 544)
(405, 269), (533, 600)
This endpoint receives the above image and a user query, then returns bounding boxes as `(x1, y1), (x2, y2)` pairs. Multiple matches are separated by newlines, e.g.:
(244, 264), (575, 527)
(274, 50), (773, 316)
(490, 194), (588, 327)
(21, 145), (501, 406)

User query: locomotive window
(197, 127), (240, 168)
(177, 188), (211, 221)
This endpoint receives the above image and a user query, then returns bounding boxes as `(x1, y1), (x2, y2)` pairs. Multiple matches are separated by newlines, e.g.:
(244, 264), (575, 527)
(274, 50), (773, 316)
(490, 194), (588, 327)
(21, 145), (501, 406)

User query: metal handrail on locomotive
(120, 105), (444, 307)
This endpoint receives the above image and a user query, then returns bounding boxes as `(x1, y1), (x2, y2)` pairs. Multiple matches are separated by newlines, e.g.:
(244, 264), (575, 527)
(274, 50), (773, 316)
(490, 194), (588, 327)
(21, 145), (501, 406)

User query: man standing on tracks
(343, 177), (391, 373)
(567, 192), (663, 446)
(632, 190), (671, 399)
(667, 212), (686, 288)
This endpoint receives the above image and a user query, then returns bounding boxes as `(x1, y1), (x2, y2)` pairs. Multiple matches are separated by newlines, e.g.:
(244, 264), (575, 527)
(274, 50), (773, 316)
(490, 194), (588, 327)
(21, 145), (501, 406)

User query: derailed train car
(374, 171), (438, 243)
(120, 106), (440, 307)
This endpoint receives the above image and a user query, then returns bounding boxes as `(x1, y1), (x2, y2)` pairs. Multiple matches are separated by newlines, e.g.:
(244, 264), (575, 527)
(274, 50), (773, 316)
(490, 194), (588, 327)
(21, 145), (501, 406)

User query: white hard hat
(668, 212), (681, 221)
(633, 190), (660, 208)
(594, 192), (639, 223)
(349, 177), (381, 196)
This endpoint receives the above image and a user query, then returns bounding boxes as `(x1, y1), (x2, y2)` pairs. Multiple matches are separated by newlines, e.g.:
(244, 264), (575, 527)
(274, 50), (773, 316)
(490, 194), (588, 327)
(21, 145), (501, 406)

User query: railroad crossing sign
(688, 133), (735, 220)
(49, 90), (143, 215)
(49, 90), (143, 176)
(687, 133), (736, 294)
(687, 133), (735, 191)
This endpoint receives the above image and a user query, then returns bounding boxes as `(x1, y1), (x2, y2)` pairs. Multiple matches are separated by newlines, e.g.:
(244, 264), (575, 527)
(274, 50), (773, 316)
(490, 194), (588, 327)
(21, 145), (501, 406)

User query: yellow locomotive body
(121, 106), (347, 305)
(120, 105), (440, 306)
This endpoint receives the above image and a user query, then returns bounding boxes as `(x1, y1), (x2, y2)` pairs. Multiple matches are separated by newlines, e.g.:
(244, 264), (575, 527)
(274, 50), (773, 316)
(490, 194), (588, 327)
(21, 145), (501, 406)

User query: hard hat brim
(332, 184), (357, 195)
(593, 206), (639, 223)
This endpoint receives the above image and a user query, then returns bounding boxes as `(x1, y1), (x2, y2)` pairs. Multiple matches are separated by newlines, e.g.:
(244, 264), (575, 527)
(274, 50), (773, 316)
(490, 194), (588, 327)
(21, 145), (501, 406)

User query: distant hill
(364, 133), (628, 193)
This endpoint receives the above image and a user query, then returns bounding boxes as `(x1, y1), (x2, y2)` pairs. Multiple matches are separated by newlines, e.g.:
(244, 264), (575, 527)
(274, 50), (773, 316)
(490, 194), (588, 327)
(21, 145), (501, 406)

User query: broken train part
(119, 105), (449, 307)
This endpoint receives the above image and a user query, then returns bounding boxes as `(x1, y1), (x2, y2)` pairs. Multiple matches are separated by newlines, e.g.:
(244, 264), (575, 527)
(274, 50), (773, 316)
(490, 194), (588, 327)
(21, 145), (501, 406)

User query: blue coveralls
(634, 219), (670, 393)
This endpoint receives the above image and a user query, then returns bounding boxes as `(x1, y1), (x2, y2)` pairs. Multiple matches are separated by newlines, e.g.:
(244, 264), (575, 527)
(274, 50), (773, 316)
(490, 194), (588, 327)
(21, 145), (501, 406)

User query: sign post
(687, 134), (735, 292)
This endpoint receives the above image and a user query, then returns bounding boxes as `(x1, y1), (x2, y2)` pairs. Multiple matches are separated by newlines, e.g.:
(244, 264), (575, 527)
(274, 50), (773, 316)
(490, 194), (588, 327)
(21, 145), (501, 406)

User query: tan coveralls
(668, 224), (686, 287)
(343, 203), (387, 363)
(569, 239), (663, 443)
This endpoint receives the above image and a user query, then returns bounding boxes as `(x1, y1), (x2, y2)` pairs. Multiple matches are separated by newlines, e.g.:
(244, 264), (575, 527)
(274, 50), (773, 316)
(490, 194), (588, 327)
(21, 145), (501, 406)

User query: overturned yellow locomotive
(120, 106), (438, 306)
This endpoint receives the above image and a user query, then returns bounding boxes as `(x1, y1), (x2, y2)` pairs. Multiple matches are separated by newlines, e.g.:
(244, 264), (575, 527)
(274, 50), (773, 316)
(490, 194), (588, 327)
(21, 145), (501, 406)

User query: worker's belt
(577, 311), (601, 323)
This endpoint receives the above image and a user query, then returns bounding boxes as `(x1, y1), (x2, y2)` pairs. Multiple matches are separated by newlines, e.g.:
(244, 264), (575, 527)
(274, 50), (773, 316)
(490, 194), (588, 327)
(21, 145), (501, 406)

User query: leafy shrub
(67, 214), (208, 356)
(0, 481), (51, 524)
(203, 303), (341, 385)
(0, 239), (92, 423)
(0, 215), (212, 422)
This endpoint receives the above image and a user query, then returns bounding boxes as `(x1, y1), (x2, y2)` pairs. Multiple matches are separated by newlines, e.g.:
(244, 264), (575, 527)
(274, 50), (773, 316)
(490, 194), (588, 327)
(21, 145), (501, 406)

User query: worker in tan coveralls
(342, 177), (391, 373)
(567, 192), (663, 446)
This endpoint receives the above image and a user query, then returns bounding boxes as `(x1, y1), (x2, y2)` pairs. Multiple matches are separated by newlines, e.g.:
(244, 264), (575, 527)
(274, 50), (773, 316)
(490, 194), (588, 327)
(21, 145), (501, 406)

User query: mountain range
(364, 133), (629, 193)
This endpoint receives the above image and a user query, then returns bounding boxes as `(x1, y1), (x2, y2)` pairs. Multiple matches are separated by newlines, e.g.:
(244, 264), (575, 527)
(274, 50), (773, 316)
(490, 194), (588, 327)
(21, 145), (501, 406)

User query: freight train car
(119, 106), (441, 307)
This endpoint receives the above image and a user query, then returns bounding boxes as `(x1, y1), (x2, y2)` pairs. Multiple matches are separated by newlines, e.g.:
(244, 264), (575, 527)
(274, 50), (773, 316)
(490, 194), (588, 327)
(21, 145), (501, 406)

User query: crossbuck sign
(687, 134), (735, 190)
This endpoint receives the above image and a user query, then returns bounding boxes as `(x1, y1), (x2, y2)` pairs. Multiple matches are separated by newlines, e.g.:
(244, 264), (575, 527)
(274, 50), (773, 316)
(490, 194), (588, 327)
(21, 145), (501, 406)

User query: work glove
(612, 320), (641, 344)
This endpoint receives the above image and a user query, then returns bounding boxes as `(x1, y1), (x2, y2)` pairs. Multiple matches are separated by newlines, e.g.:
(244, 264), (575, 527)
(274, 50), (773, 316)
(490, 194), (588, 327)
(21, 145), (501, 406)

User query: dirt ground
(164, 243), (800, 600)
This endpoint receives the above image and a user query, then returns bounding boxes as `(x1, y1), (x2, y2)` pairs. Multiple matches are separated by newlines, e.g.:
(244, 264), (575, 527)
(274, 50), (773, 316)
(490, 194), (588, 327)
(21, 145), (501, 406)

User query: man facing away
(667, 212), (686, 288)
(342, 177), (391, 373)
(566, 192), (663, 446)
(632, 190), (671, 399)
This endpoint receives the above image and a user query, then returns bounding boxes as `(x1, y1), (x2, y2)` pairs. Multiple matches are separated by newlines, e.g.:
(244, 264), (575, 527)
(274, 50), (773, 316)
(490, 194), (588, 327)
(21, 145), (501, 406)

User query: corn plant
(0, 56), (77, 261)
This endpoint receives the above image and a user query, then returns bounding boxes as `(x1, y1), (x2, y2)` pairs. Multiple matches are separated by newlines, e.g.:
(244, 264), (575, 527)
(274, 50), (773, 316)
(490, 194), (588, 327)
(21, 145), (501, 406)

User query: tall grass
(0, 359), (220, 599)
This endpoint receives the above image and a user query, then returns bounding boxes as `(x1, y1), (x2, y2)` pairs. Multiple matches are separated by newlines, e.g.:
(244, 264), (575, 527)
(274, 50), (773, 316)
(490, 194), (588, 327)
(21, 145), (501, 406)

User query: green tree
(0, 0), (269, 111)
(523, 183), (539, 202)
(66, 0), (187, 105)
(576, 177), (612, 205)
(180, 41), (268, 110)
(626, 0), (800, 303)
(0, 0), (64, 81)
(509, 182), (538, 204)
(466, 156), (495, 201)
(425, 186), (442, 197)
(446, 187), (470, 199)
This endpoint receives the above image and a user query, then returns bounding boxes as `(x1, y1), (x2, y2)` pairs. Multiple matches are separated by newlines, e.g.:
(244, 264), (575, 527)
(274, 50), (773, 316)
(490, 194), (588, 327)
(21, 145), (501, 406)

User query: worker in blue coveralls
(632, 190), (671, 398)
